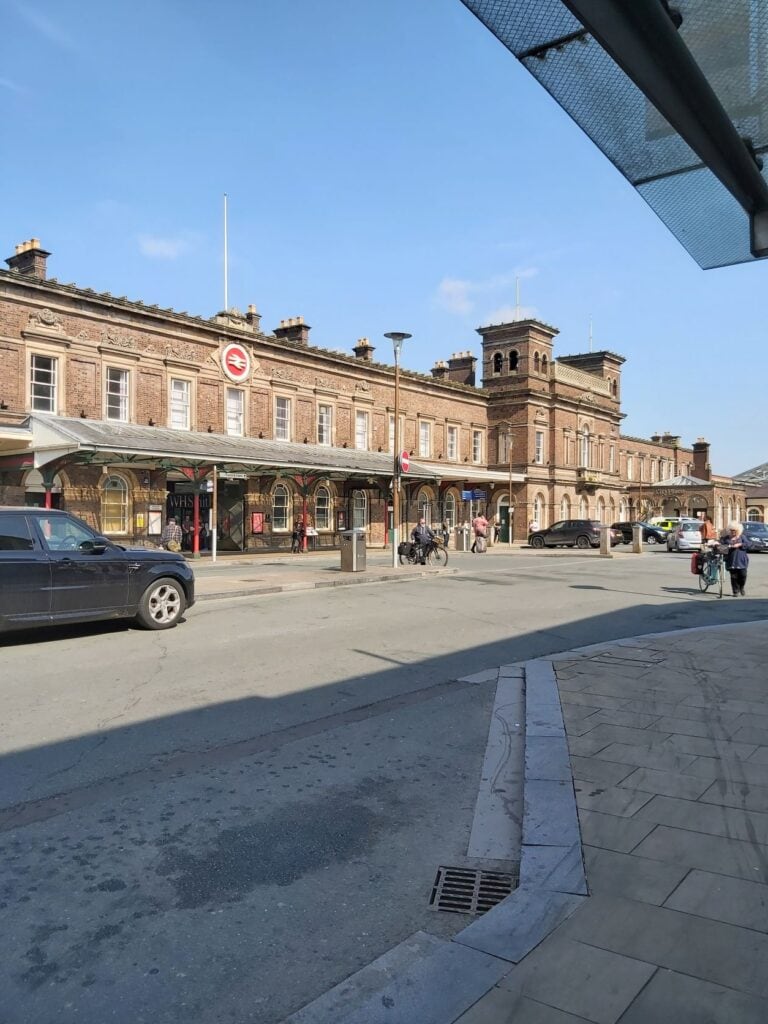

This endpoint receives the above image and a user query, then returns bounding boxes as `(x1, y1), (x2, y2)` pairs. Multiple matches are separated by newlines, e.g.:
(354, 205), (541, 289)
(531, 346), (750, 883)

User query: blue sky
(2, 0), (764, 475)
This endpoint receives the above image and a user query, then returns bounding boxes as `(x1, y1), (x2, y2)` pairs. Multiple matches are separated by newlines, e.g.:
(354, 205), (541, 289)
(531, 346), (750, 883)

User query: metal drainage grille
(429, 866), (517, 916)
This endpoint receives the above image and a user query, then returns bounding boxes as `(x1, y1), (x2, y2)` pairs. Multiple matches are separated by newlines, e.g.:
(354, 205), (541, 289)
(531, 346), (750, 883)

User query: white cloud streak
(0, 77), (24, 93)
(138, 235), (190, 260)
(434, 267), (538, 317)
(11, 2), (77, 50)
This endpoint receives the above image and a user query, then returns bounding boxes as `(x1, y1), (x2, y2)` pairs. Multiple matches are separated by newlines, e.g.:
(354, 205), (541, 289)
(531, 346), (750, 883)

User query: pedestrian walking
(724, 521), (749, 596)
(492, 516), (501, 544)
(291, 523), (301, 554)
(441, 521), (450, 549)
(699, 514), (718, 548)
(471, 513), (489, 554)
(161, 515), (183, 552)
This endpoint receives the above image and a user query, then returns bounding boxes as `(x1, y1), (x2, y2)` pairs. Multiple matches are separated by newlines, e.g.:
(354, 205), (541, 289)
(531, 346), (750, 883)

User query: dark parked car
(741, 521), (768, 553)
(528, 519), (622, 549)
(0, 508), (195, 634)
(611, 521), (668, 545)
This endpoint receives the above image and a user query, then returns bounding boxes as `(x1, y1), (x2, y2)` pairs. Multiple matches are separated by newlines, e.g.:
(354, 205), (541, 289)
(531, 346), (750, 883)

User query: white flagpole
(223, 193), (229, 312)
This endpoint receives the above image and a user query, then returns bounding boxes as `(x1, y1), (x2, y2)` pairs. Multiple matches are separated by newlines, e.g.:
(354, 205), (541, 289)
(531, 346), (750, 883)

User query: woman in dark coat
(725, 521), (749, 596)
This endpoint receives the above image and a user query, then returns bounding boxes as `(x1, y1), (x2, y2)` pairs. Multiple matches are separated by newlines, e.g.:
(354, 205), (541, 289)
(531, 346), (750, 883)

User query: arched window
(101, 474), (129, 534)
(560, 495), (571, 519)
(351, 489), (367, 530)
(579, 495), (588, 519)
(315, 486), (331, 530)
(534, 493), (545, 529)
(493, 352), (503, 375)
(748, 507), (762, 522)
(509, 350), (519, 372)
(597, 496), (606, 523)
(541, 354), (548, 375)
(580, 428), (590, 468)
(272, 483), (290, 531)
(619, 499), (628, 519)
(609, 498), (616, 521)
(443, 491), (457, 529)
(717, 498), (725, 531)
(534, 352), (540, 373)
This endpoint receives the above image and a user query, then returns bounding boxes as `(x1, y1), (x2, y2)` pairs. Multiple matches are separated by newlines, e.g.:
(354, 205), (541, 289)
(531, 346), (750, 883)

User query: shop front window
(351, 489), (367, 529)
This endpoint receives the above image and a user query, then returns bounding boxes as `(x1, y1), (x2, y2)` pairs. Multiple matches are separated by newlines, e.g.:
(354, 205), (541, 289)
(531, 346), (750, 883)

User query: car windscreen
(744, 523), (768, 534)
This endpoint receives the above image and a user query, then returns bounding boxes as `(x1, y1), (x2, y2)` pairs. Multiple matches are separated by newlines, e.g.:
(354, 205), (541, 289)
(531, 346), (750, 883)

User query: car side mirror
(79, 537), (109, 555)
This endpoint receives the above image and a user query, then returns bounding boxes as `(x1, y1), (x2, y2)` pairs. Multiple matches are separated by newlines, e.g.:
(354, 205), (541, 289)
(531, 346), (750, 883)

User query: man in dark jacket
(411, 517), (435, 565)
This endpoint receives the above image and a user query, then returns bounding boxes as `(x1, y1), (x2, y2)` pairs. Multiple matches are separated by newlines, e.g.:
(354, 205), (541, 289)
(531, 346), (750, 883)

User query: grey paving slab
(455, 889), (585, 963)
(698, 778), (768, 812)
(524, 780), (580, 846)
(526, 735), (572, 782)
(497, 935), (656, 1024)
(556, 892), (768, 998)
(559, 691), (628, 710)
(748, 745), (768, 765)
(682, 755), (768, 788)
(632, 825), (768, 884)
(583, 846), (689, 905)
(526, 660), (562, 706)
(498, 664), (525, 679)
(580, 723), (673, 747)
(467, 676), (525, 861)
(576, 809), (657, 854)
(565, 734), (614, 758)
(652, 715), (741, 740)
(569, 756), (634, 787)
(574, 782), (655, 818)
(663, 869), (768, 932)
(682, 696), (768, 714)
(591, 743), (697, 772)
(659, 733), (758, 760)
(618, 967), (768, 1024)
(527, 704), (566, 738)
(286, 930), (509, 1024)
(459, 668), (500, 685)
(634, 794), (768, 844)
(582, 708), (664, 730)
(455, 987), (592, 1024)
(616, 766), (712, 800)
(519, 844), (587, 895)
(619, 698), (702, 718)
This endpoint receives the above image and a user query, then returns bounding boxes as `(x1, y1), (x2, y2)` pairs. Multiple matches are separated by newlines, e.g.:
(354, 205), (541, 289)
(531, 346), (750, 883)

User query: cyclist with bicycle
(411, 517), (435, 566)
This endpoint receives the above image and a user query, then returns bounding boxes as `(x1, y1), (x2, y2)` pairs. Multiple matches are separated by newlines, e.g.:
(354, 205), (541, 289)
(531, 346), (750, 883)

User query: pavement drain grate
(429, 866), (517, 915)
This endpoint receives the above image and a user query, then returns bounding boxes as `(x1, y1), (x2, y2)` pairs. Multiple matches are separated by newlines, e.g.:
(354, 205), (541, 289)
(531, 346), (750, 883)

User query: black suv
(0, 508), (195, 634)
(611, 521), (668, 545)
(528, 519), (622, 549)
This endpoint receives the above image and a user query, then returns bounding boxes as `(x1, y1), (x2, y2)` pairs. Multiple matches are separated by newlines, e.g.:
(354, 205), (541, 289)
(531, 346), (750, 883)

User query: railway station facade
(0, 239), (746, 551)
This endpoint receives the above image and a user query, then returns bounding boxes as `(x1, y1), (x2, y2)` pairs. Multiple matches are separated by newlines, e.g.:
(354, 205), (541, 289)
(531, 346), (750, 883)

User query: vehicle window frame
(31, 513), (100, 553)
(0, 513), (39, 554)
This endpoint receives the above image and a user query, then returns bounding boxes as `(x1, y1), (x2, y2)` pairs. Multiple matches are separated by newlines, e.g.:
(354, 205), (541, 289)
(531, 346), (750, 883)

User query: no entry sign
(399, 451), (410, 473)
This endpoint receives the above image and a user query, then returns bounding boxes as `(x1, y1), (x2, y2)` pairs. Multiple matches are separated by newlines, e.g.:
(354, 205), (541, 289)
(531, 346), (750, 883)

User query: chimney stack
(445, 351), (477, 387)
(274, 316), (311, 346)
(352, 337), (375, 362)
(246, 303), (262, 332)
(692, 437), (711, 480)
(5, 238), (50, 280)
(431, 360), (449, 380)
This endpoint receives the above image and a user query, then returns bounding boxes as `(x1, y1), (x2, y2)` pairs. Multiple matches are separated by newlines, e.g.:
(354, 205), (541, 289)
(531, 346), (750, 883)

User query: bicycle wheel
(428, 545), (448, 567)
(698, 569), (710, 592)
(717, 561), (724, 599)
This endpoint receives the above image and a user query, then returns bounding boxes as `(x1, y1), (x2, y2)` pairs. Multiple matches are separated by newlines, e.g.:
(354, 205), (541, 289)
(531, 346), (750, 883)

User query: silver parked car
(666, 520), (704, 552)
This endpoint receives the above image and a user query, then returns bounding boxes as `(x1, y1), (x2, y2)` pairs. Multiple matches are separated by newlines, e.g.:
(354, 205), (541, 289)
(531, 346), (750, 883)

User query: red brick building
(0, 239), (744, 550)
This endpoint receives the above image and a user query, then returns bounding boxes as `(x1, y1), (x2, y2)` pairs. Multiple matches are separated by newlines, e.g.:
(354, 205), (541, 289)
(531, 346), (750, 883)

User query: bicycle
(398, 537), (448, 567)
(698, 545), (726, 599)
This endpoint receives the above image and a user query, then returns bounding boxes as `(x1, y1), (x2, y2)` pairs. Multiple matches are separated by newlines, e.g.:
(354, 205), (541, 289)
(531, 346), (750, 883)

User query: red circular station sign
(399, 451), (410, 473)
(221, 343), (251, 383)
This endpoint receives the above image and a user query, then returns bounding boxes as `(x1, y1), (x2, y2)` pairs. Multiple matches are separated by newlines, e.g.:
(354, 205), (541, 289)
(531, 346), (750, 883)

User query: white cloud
(138, 235), (189, 260)
(434, 267), (539, 316)
(12, 2), (76, 49)
(484, 304), (538, 324)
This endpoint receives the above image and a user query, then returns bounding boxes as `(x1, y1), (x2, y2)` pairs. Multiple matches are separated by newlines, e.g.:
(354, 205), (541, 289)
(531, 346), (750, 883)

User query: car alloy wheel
(137, 577), (185, 630)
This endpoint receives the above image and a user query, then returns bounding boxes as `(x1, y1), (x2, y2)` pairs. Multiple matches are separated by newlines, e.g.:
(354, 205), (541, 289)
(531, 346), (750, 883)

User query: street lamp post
(384, 331), (412, 568)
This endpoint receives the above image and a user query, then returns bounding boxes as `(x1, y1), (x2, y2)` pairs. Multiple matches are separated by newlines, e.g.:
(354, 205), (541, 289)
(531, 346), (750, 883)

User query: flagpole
(223, 193), (229, 312)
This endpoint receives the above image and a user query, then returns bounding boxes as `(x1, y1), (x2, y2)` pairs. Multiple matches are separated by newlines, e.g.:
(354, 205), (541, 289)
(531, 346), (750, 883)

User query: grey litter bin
(454, 526), (470, 552)
(340, 529), (367, 572)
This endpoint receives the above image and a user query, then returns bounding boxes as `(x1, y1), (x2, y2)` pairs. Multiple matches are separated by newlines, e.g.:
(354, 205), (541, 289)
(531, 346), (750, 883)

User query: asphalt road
(1, 549), (765, 1023)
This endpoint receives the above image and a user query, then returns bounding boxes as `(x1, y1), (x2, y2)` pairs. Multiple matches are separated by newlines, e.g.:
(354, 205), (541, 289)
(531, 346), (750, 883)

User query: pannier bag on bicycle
(691, 552), (704, 575)
(398, 541), (416, 558)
